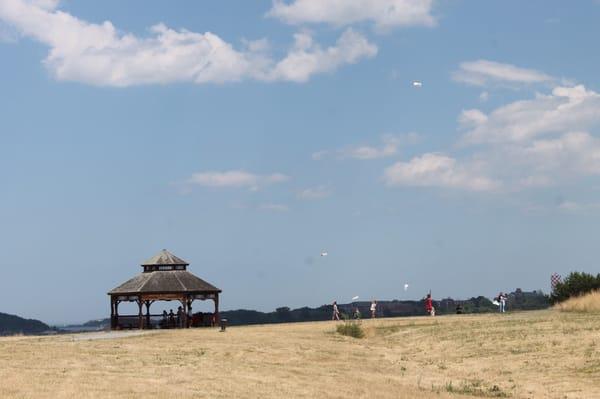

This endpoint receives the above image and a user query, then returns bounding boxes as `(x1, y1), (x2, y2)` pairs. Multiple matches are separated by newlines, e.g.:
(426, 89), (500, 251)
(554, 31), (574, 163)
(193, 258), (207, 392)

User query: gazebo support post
(187, 297), (193, 328)
(110, 297), (115, 330)
(180, 297), (187, 329)
(114, 300), (120, 330)
(137, 297), (143, 329)
(214, 294), (220, 326)
(145, 300), (152, 329)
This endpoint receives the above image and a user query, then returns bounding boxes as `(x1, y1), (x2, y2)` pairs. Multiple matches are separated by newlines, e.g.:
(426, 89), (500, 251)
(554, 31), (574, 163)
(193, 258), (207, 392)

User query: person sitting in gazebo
(177, 306), (184, 328)
(161, 310), (168, 328)
(187, 305), (193, 327)
(168, 309), (175, 328)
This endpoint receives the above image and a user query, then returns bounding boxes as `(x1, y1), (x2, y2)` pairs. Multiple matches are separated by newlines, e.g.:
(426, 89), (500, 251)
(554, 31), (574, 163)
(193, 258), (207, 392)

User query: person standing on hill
(370, 300), (377, 318)
(332, 301), (340, 321)
(425, 294), (435, 316)
(499, 292), (507, 313)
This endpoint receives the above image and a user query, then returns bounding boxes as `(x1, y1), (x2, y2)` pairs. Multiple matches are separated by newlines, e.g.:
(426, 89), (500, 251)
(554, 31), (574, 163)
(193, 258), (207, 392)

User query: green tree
(551, 272), (600, 304)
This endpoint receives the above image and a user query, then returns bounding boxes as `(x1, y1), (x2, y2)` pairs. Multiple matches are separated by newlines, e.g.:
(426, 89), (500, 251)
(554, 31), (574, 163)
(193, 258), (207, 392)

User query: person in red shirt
(425, 293), (435, 316)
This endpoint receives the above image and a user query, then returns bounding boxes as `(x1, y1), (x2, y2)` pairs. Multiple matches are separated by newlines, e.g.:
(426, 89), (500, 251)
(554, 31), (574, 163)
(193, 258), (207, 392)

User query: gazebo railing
(113, 313), (216, 329)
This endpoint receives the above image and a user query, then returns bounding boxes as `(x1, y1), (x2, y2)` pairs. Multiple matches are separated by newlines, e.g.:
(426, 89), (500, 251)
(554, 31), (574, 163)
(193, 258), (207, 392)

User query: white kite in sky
(320, 251), (328, 257)
(412, 81), (422, 87)
(404, 283), (409, 291)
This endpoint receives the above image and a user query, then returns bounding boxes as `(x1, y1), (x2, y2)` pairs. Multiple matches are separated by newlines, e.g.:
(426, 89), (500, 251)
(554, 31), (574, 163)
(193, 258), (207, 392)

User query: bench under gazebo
(108, 249), (221, 330)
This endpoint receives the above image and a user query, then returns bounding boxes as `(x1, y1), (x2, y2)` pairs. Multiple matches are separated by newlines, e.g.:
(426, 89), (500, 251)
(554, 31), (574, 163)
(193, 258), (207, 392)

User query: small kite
(404, 284), (409, 291)
(412, 81), (422, 87)
(320, 251), (328, 257)
(352, 296), (359, 301)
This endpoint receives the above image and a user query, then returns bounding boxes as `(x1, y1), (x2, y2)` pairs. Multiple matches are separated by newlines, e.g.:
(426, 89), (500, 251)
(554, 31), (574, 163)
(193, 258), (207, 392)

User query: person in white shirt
(332, 301), (340, 321)
(370, 300), (377, 318)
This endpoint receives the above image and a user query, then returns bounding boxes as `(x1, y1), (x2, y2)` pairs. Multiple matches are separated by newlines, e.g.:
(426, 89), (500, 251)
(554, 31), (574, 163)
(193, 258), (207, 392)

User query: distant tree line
(551, 272), (600, 304)
(220, 289), (549, 326)
(62, 289), (550, 332)
(0, 312), (51, 336)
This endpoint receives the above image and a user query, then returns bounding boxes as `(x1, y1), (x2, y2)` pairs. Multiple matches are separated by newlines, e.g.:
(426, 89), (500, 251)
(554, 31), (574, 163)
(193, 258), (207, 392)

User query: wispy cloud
(268, 29), (377, 83)
(385, 82), (600, 194)
(383, 153), (500, 192)
(460, 85), (600, 144)
(298, 185), (332, 200)
(512, 131), (600, 177)
(453, 60), (555, 88)
(259, 203), (290, 212)
(313, 133), (418, 160)
(557, 201), (600, 212)
(267, 0), (436, 31)
(0, 0), (377, 86)
(187, 170), (289, 190)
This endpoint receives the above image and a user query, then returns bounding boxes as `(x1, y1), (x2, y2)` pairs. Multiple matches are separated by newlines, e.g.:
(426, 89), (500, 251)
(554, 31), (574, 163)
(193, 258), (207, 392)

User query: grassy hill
(555, 290), (600, 313)
(0, 312), (50, 335)
(0, 310), (597, 398)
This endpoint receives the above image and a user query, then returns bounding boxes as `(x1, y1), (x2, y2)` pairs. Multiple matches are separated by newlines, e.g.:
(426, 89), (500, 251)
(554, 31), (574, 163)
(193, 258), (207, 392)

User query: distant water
(58, 325), (106, 333)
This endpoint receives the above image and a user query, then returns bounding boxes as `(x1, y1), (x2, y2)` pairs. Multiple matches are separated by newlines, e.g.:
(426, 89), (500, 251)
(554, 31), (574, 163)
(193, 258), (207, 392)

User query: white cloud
(259, 203), (290, 212)
(460, 85), (600, 144)
(0, 0), (377, 86)
(298, 185), (332, 200)
(382, 81), (600, 195)
(311, 150), (329, 161)
(267, 0), (436, 31)
(27, 0), (58, 10)
(187, 170), (289, 190)
(453, 60), (555, 88)
(268, 29), (377, 83)
(458, 109), (487, 128)
(313, 133), (417, 160)
(558, 200), (600, 212)
(516, 131), (600, 176)
(383, 153), (500, 192)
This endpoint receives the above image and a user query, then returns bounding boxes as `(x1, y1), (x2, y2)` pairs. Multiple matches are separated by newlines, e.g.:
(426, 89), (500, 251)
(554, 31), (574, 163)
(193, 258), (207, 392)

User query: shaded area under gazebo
(107, 249), (221, 330)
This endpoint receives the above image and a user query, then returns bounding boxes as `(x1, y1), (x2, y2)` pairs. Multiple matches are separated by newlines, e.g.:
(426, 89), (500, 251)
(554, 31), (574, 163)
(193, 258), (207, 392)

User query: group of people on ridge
(332, 300), (379, 320)
(332, 291), (508, 320)
(332, 297), (432, 320)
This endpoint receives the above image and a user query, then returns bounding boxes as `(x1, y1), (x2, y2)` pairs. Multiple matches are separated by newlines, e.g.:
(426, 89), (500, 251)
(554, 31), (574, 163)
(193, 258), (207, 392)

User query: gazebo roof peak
(141, 249), (189, 266)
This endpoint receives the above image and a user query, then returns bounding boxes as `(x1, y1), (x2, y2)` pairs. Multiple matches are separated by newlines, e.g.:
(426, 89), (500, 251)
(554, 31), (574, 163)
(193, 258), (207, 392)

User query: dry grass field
(555, 290), (600, 314)
(1, 310), (600, 398)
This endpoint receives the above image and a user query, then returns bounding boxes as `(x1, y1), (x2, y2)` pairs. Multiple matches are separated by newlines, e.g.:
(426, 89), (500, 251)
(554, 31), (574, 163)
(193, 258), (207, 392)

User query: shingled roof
(108, 249), (221, 295)
(141, 249), (188, 266)
(108, 270), (220, 295)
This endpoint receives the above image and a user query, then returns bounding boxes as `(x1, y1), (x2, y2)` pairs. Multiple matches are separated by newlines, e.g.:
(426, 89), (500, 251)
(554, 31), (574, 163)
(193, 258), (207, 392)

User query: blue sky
(1, 0), (600, 324)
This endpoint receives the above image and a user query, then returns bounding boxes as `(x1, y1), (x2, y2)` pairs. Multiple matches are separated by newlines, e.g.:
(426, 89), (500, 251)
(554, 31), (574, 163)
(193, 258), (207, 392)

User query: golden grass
(1, 310), (600, 398)
(555, 290), (600, 313)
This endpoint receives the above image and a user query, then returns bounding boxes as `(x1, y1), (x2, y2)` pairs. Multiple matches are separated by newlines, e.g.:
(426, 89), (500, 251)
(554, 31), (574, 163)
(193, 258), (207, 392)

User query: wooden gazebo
(107, 249), (221, 330)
